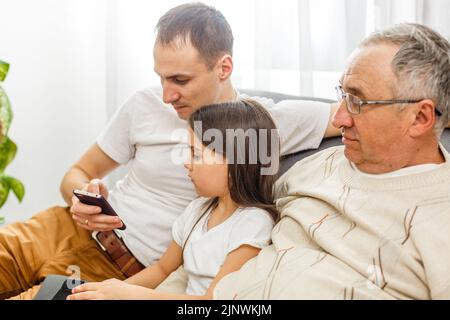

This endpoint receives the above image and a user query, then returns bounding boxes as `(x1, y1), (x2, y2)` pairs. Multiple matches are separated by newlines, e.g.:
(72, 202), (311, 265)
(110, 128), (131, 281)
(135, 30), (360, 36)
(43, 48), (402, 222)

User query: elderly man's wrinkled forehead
(340, 43), (400, 99)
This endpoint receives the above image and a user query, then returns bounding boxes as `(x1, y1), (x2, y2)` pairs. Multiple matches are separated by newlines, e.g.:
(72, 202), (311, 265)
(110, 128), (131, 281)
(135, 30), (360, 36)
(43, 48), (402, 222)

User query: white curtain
(248, 0), (450, 98)
(1, 0), (449, 220)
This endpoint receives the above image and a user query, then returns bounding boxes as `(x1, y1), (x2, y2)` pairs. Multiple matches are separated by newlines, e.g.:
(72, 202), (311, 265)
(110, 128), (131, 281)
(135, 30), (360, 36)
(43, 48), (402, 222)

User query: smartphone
(73, 189), (126, 230)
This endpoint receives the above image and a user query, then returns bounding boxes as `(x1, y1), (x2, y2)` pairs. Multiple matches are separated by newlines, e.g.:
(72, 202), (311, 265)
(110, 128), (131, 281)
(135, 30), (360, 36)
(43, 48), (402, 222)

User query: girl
(67, 99), (280, 300)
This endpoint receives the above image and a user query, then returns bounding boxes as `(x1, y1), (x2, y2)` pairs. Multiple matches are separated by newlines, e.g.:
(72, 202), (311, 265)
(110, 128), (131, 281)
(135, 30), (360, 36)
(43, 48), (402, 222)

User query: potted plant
(0, 60), (25, 224)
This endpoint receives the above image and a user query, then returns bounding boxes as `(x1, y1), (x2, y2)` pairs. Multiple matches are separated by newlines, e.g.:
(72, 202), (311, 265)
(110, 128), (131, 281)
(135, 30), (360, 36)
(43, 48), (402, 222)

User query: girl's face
(184, 129), (229, 198)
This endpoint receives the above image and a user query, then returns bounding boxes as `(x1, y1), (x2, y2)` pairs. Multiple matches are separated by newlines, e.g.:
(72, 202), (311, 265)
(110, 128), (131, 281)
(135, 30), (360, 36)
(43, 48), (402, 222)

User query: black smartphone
(73, 189), (126, 230)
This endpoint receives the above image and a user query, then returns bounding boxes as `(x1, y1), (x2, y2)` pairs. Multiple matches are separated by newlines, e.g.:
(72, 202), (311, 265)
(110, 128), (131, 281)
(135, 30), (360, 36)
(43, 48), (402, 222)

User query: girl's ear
(216, 54), (233, 81)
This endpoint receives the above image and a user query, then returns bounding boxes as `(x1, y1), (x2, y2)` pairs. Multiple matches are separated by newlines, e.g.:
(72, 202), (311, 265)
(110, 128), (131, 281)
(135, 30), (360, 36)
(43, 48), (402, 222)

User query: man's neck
(356, 140), (445, 174)
(216, 81), (237, 104)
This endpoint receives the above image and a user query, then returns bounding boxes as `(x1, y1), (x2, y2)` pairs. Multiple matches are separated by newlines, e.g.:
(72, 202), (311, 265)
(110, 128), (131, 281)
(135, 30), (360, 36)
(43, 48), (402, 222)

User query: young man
(0, 3), (338, 299)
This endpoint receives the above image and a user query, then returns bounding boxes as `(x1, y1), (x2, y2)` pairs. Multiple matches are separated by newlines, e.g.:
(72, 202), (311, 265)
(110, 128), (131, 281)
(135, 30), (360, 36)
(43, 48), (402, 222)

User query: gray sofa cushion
(239, 89), (450, 176)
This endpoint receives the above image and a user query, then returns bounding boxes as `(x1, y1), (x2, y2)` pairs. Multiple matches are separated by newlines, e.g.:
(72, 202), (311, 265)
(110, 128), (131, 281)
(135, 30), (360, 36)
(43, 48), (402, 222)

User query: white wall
(0, 0), (107, 223)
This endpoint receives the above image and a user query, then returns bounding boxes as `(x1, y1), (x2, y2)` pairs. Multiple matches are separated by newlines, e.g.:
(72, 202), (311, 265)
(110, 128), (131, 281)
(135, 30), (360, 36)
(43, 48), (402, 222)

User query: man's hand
(67, 279), (154, 300)
(70, 179), (123, 232)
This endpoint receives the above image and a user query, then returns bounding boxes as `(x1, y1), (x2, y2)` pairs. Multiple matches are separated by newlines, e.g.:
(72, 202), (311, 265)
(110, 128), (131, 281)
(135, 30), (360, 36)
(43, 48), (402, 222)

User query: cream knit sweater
(214, 146), (450, 300)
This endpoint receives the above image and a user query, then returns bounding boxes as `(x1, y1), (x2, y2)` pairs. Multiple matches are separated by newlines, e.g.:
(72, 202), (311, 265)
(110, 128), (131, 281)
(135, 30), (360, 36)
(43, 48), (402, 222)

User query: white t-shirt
(96, 86), (330, 266)
(172, 197), (275, 296)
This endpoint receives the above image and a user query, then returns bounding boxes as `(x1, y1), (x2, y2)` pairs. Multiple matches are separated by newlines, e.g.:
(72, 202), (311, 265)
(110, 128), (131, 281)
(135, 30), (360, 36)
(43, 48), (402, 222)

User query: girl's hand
(66, 278), (155, 300)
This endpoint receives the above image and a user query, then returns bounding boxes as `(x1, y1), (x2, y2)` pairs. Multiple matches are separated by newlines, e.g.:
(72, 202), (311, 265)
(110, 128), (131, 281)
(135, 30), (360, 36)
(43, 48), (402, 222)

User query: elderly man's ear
(408, 99), (440, 137)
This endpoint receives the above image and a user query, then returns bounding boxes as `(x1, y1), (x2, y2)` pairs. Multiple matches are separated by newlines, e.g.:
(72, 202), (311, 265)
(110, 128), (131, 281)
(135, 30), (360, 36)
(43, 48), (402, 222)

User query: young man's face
(153, 39), (224, 120)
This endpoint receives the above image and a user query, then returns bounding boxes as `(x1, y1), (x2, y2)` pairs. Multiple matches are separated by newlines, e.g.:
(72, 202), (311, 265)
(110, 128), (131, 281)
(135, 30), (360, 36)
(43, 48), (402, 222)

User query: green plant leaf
(0, 85), (13, 138)
(5, 176), (25, 202)
(0, 175), (25, 208)
(0, 60), (23, 210)
(0, 137), (17, 173)
(0, 60), (9, 82)
(0, 176), (10, 208)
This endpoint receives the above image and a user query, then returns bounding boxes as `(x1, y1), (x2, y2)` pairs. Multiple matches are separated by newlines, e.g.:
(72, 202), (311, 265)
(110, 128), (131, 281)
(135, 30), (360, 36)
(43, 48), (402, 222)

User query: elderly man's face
(153, 39), (224, 120)
(332, 43), (415, 173)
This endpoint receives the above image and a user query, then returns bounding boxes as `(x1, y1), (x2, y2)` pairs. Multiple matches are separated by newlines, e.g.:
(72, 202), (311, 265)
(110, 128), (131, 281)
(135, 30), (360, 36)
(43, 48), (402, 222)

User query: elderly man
(214, 23), (450, 300)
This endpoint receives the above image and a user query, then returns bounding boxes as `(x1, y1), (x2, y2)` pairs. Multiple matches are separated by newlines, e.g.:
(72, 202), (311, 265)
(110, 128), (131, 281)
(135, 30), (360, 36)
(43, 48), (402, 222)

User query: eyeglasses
(334, 85), (438, 115)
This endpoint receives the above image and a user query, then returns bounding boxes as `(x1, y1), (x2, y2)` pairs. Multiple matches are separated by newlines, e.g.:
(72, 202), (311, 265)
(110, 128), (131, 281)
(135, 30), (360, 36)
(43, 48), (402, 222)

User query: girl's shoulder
(181, 197), (212, 220)
(172, 197), (212, 246)
(233, 206), (275, 227)
(226, 207), (275, 253)
(187, 197), (211, 211)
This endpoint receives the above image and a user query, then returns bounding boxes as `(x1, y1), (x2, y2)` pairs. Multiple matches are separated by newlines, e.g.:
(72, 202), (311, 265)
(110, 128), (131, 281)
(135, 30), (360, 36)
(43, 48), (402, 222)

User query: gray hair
(361, 23), (450, 137)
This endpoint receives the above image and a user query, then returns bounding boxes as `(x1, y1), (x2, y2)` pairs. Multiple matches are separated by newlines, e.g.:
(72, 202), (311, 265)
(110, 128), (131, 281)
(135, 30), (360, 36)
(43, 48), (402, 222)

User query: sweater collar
(339, 144), (450, 191)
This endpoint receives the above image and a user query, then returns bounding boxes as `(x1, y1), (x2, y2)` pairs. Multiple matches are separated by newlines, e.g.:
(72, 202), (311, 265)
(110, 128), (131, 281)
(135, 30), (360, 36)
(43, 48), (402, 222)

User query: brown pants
(0, 206), (126, 300)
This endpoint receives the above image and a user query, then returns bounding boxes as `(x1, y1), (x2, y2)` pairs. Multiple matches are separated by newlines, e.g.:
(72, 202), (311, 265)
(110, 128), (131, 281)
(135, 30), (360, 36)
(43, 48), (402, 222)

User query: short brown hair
(155, 2), (234, 69)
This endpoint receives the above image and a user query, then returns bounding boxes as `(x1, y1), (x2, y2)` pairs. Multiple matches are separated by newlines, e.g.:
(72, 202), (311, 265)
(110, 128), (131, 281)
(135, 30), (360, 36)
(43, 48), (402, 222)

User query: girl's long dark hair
(187, 99), (280, 224)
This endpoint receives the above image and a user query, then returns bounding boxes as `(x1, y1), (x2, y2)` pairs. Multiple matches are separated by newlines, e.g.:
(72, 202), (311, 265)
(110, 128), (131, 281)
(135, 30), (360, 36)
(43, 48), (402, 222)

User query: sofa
(240, 89), (450, 176)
